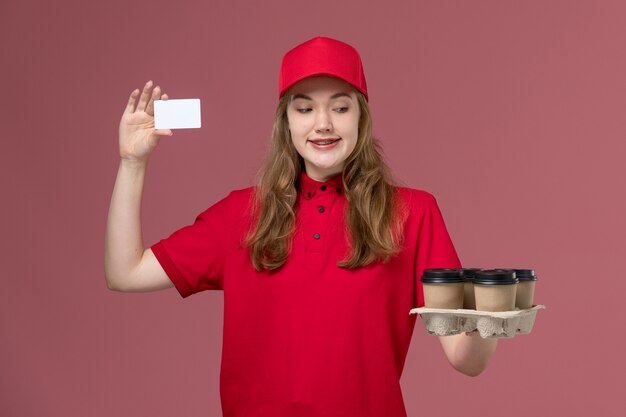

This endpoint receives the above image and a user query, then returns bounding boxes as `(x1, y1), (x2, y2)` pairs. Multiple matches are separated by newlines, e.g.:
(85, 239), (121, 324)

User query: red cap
(278, 36), (368, 101)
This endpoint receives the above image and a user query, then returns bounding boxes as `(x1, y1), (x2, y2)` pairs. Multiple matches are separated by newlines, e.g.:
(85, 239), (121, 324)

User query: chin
(311, 162), (340, 171)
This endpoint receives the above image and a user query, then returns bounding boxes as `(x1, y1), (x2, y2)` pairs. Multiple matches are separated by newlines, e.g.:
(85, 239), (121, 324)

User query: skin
(105, 80), (174, 292)
(107, 79), (498, 377)
(286, 76), (360, 182)
(438, 331), (498, 377)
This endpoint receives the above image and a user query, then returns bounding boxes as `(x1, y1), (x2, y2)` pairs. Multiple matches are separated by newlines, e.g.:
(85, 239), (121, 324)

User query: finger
(145, 86), (161, 116)
(154, 129), (173, 136)
(136, 80), (154, 112)
(161, 93), (169, 101)
(125, 88), (140, 114)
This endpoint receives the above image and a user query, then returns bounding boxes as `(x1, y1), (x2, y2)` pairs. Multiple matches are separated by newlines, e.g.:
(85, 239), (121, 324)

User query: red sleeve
(413, 192), (462, 308)
(150, 193), (233, 298)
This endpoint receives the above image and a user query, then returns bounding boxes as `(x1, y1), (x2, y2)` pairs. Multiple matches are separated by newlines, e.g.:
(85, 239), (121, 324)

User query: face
(286, 76), (360, 181)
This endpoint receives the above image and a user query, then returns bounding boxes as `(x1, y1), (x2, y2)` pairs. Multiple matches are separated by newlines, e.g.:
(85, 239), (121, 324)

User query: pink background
(2, 0), (625, 416)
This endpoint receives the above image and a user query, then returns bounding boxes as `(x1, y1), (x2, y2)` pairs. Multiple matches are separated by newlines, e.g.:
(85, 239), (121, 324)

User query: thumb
(154, 129), (173, 136)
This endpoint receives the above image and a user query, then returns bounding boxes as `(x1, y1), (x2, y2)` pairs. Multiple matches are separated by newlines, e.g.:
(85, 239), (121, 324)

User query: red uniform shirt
(150, 171), (461, 417)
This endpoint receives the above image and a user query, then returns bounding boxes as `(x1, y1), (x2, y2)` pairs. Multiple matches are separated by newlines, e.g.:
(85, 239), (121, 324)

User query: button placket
(304, 188), (338, 253)
(296, 176), (345, 272)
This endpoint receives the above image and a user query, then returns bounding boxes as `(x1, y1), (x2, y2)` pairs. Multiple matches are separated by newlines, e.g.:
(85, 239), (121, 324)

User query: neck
(303, 165), (343, 182)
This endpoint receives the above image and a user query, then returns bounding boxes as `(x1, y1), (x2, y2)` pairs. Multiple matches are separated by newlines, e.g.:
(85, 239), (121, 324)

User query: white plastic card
(154, 99), (201, 129)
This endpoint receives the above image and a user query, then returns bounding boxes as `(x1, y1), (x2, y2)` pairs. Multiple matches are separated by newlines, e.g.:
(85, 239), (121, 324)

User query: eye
(335, 107), (349, 113)
(296, 108), (312, 113)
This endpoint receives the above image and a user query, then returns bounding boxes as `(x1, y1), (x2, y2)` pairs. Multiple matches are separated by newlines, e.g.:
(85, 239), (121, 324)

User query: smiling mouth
(309, 138), (341, 145)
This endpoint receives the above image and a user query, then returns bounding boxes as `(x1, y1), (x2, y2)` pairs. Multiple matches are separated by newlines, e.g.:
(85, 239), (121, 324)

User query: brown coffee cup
(514, 269), (537, 309)
(474, 269), (518, 312)
(421, 268), (464, 309)
(462, 268), (481, 310)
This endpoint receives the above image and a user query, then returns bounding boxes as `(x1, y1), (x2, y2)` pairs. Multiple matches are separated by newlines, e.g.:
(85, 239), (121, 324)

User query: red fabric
(278, 36), (368, 100)
(150, 171), (461, 417)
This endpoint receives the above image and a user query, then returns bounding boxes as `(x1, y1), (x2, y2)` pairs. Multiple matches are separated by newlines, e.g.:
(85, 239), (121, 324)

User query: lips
(308, 138), (341, 145)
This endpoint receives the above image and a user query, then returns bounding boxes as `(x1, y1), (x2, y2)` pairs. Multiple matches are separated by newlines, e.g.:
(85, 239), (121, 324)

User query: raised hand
(118, 80), (172, 163)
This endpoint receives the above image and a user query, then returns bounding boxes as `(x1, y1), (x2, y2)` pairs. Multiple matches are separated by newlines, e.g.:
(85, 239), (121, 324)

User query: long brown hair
(244, 91), (407, 271)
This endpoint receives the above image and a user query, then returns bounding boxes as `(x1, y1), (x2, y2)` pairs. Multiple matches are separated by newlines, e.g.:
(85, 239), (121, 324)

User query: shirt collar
(298, 170), (344, 200)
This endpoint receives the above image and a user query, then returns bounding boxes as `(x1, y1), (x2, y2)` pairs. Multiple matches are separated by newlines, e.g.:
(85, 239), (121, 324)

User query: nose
(314, 109), (332, 133)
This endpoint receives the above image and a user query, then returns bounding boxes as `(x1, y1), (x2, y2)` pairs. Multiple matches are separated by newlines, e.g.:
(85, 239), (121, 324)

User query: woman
(105, 36), (497, 417)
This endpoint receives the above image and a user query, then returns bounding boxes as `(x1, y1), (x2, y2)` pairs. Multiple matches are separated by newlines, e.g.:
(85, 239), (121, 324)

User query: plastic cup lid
(475, 269), (519, 285)
(421, 268), (464, 283)
(513, 269), (537, 281)
(462, 268), (482, 281)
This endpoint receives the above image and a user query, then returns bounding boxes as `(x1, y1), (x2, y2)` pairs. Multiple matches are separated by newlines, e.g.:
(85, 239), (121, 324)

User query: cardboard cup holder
(409, 305), (545, 339)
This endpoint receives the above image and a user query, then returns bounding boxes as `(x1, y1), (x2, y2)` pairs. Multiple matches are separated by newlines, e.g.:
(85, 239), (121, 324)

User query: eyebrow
(291, 92), (353, 101)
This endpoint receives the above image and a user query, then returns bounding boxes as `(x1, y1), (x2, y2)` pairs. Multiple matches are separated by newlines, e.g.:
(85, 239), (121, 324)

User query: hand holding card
(154, 99), (202, 129)
(119, 80), (174, 163)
